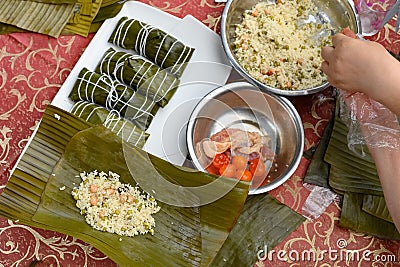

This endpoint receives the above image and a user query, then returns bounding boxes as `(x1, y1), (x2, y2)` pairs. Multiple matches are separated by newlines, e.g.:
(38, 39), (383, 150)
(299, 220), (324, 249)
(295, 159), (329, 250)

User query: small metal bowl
(186, 81), (304, 194)
(220, 0), (360, 96)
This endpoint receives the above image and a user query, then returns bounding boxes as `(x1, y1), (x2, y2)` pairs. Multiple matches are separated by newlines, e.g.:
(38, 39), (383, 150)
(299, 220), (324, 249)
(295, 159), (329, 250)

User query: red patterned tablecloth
(0, 0), (399, 266)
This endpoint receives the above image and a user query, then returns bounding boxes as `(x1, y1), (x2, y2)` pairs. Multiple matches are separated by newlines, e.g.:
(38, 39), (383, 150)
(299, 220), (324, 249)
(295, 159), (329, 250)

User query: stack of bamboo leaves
(0, 0), (125, 37)
(304, 101), (400, 240)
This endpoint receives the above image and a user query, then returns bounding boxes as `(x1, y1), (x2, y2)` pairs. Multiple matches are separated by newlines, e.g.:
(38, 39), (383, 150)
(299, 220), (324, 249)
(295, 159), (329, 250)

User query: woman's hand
(321, 33), (390, 93)
(321, 31), (400, 116)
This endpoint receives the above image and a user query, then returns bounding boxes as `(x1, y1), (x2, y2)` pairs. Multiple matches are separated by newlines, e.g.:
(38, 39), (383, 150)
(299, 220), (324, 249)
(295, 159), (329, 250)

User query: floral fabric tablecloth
(0, 0), (399, 266)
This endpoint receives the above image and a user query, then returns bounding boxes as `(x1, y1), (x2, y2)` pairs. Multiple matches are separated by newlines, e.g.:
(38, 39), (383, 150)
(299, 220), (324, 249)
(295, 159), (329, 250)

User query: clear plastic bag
(338, 89), (400, 156)
(302, 184), (337, 220)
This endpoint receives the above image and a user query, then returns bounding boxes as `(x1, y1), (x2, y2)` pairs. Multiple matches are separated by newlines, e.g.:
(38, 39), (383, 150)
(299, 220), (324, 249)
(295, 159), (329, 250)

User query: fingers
(321, 60), (329, 75)
(321, 45), (334, 63)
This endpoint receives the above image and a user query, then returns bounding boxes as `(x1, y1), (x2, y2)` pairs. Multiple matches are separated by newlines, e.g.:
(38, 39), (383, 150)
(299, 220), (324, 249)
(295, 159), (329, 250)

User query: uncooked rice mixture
(234, 0), (333, 90)
(72, 170), (160, 237)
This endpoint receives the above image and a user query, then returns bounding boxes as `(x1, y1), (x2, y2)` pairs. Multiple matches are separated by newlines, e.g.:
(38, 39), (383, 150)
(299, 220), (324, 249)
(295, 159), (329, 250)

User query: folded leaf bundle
(71, 100), (149, 147)
(108, 16), (195, 77)
(69, 67), (159, 129)
(96, 48), (180, 107)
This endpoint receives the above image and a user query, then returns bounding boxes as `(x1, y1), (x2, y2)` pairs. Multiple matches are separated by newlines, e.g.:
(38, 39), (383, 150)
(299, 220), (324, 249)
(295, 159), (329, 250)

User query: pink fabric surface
(0, 0), (399, 266)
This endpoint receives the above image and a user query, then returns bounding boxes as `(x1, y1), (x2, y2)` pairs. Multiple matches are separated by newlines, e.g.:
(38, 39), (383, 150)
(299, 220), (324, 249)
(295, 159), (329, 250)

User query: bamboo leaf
(96, 48), (180, 107)
(71, 100), (150, 147)
(69, 68), (160, 129)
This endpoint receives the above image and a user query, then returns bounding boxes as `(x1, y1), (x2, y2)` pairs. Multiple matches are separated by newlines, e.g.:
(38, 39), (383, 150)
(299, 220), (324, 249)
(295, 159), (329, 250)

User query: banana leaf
(69, 67), (159, 129)
(0, 23), (27, 34)
(1, 105), (251, 266)
(96, 48), (180, 107)
(92, 1), (124, 23)
(108, 16), (195, 78)
(303, 118), (333, 188)
(324, 110), (383, 196)
(211, 194), (305, 266)
(339, 193), (400, 240)
(23, 0), (78, 3)
(0, 0), (76, 37)
(362, 194), (393, 223)
(0, 1), (122, 35)
(61, 0), (102, 37)
(71, 100), (149, 147)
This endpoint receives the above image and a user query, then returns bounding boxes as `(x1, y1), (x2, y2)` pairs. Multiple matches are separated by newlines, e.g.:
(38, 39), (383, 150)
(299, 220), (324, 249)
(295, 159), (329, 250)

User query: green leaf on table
(0, 0), (76, 37)
(303, 118), (333, 188)
(362, 194), (393, 223)
(324, 111), (383, 196)
(0, 23), (27, 35)
(93, 1), (124, 23)
(61, 0), (102, 37)
(0, 105), (251, 267)
(211, 194), (305, 266)
(339, 193), (400, 240)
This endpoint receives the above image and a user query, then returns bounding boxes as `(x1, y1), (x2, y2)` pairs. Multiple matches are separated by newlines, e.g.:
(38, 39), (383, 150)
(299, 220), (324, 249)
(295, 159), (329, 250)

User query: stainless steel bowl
(186, 81), (304, 194)
(220, 0), (360, 96)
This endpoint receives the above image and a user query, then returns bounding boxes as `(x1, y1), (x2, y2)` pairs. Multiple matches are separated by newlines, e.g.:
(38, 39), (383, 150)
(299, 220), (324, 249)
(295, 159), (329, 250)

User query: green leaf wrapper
(108, 16), (195, 78)
(71, 100), (149, 147)
(96, 48), (180, 107)
(69, 67), (159, 129)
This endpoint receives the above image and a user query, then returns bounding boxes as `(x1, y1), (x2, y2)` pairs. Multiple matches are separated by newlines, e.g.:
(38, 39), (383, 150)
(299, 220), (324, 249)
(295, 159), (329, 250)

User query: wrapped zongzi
(71, 100), (149, 147)
(96, 48), (180, 107)
(69, 67), (159, 129)
(108, 16), (195, 77)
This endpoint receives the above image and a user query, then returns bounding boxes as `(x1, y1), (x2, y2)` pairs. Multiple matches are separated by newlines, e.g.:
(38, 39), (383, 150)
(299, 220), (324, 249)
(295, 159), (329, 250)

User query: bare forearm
(367, 56), (400, 117)
(368, 146), (400, 231)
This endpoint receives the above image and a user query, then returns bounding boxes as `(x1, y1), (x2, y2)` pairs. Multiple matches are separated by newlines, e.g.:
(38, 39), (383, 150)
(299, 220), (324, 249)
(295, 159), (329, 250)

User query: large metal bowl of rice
(221, 0), (360, 96)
